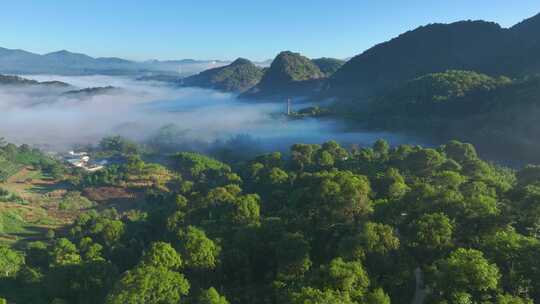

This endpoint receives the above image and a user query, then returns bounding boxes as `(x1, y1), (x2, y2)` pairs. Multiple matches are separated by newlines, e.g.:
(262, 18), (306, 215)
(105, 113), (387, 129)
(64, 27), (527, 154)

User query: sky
(0, 1), (538, 61)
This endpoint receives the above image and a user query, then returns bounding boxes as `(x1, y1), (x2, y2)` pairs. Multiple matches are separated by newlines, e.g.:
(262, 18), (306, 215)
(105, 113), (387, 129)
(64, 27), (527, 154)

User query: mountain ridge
(0, 47), (232, 76)
(328, 13), (540, 98)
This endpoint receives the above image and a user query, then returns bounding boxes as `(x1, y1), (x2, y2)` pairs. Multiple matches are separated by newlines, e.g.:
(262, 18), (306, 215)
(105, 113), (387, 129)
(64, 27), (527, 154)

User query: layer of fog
(0, 75), (425, 155)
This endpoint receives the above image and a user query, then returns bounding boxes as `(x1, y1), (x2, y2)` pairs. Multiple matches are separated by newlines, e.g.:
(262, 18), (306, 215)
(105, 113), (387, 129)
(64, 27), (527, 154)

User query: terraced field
(0, 167), (70, 246)
(0, 166), (147, 247)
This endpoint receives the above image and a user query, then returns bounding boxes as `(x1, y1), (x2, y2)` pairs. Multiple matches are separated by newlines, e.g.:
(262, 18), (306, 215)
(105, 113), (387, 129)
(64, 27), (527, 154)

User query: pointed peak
(276, 50), (301, 58)
(230, 58), (252, 66)
(47, 49), (71, 55)
(45, 49), (93, 59)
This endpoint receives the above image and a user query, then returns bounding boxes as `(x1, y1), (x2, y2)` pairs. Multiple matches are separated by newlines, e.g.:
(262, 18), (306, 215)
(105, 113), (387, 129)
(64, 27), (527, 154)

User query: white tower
(178, 65), (184, 85)
(287, 98), (291, 115)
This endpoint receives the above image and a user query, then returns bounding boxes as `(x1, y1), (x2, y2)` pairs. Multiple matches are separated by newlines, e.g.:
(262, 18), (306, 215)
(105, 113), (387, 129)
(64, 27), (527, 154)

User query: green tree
(406, 148), (445, 175)
(290, 144), (320, 171)
(373, 139), (390, 158)
(315, 150), (335, 168)
(443, 140), (478, 163)
(178, 226), (221, 270)
(291, 170), (372, 228)
(106, 265), (189, 304)
(275, 232), (312, 279)
(79, 237), (104, 261)
(141, 242), (182, 270)
(197, 287), (229, 304)
(73, 260), (119, 304)
(100, 219), (125, 247)
(99, 136), (138, 155)
(378, 167), (409, 199)
(360, 222), (400, 255)
(0, 246), (24, 277)
(366, 288), (391, 304)
(321, 140), (348, 160)
(322, 258), (370, 300)
(482, 228), (539, 296)
(126, 155), (145, 175)
(496, 294), (533, 304)
(411, 213), (454, 251)
(430, 248), (501, 301)
(51, 238), (81, 266)
(290, 287), (356, 304)
(231, 194), (261, 226)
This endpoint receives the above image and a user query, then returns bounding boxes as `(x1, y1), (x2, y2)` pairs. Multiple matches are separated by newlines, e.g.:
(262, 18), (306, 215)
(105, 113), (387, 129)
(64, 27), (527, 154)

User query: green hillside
(342, 70), (540, 161)
(328, 13), (540, 98)
(182, 58), (264, 92)
(242, 51), (325, 98)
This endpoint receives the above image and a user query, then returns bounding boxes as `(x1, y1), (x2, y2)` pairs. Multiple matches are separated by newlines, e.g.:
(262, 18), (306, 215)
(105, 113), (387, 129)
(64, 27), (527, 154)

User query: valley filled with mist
(0, 74), (422, 156)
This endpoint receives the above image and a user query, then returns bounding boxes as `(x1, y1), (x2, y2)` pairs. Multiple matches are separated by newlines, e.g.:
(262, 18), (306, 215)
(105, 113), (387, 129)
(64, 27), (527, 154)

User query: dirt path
(411, 267), (428, 304)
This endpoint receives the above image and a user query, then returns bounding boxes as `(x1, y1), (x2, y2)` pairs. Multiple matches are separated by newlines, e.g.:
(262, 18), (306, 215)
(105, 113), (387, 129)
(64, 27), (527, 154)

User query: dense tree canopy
(339, 70), (540, 162)
(1, 139), (539, 304)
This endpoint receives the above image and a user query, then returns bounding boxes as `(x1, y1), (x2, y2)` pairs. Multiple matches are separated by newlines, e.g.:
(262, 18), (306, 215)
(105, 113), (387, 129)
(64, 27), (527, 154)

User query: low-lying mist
(0, 75), (424, 156)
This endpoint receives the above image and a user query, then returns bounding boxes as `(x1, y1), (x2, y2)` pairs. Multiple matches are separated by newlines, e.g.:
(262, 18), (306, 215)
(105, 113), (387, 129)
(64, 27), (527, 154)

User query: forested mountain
(512, 12), (540, 39)
(505, 13), (540, 76)
(329, 21), (510, 97)
(312, 58), (345, 77)
(374, 70), (512, 109)
(340, 70), (540, 162)
(2, 138), (540, 304)
(328, 13), (540, 98)
(182, 58), (264, 92)
(175, 12), (540, 100)
(241, 51), (325, 98)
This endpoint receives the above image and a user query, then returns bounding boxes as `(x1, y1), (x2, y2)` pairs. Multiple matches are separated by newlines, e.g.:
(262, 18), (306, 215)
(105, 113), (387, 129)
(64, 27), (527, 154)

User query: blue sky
(1, 1), (538, 61)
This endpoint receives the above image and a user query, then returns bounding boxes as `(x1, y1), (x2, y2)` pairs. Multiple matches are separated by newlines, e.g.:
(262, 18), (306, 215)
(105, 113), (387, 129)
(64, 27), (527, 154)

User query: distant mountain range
(0, 47), (232, 76)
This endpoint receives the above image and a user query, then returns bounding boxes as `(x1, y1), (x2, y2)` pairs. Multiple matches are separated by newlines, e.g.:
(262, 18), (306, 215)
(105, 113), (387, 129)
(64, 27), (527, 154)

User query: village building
(63, 151), (106, 172)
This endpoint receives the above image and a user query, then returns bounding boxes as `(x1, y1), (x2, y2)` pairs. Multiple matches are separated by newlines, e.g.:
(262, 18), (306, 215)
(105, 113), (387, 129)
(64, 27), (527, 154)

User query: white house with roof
(64, 152), (105, 172)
